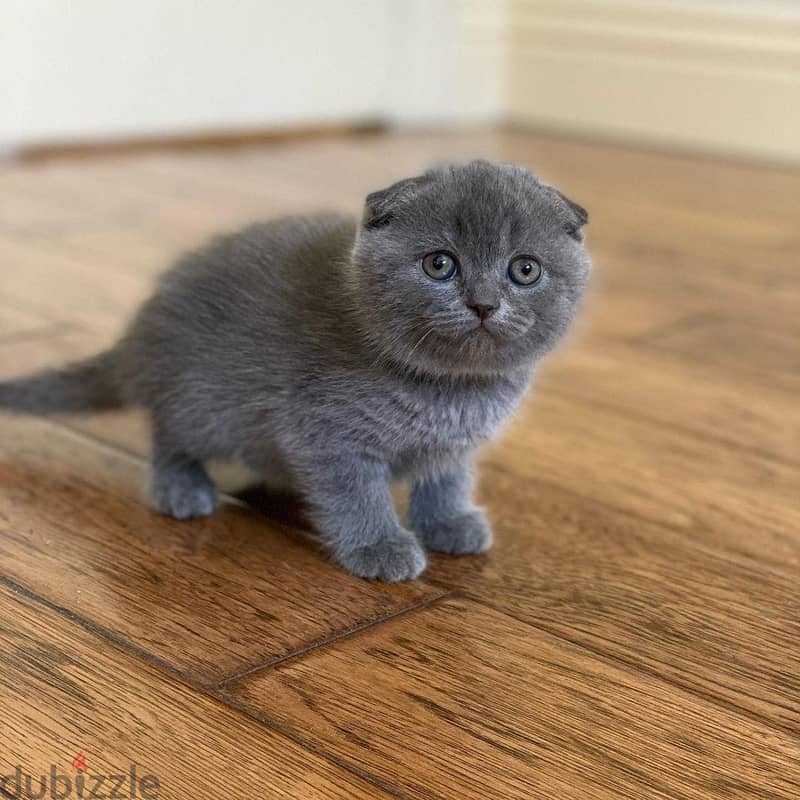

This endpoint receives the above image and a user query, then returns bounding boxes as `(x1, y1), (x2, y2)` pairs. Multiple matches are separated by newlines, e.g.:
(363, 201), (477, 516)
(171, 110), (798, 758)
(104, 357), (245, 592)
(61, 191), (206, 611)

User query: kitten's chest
(374, 376), (526, 454)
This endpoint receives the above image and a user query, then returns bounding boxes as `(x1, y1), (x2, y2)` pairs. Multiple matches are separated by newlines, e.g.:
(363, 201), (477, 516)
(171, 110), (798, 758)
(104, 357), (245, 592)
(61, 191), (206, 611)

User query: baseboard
(11, 120), (387, 163)
(508, 0), (800, 163)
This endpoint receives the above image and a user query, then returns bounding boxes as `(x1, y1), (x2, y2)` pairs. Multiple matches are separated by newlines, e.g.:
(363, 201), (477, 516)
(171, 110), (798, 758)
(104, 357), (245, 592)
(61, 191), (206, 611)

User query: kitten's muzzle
(466, 303), (498, 323)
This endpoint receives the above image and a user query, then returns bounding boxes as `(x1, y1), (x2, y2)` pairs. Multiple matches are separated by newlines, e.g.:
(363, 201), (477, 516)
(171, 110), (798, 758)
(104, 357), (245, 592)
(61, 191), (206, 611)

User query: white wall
(0, 0), (506, 149)
(1, 0), (394, 145)
(0, 1), (414, 147)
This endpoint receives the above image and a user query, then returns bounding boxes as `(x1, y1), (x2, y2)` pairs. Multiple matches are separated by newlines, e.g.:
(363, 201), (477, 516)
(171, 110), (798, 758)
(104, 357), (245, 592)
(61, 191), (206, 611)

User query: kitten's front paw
(338, 532), (427, 582)
(416, 509), (493, 555)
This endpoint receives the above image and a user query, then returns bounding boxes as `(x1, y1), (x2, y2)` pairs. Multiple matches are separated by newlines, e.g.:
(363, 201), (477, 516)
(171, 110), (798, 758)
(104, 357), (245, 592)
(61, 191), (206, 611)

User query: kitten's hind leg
(149, 439), (218, 520)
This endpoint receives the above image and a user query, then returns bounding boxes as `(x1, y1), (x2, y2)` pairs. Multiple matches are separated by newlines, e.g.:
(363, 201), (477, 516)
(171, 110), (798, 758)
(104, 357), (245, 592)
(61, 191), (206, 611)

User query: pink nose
(467, 303), (498, 322)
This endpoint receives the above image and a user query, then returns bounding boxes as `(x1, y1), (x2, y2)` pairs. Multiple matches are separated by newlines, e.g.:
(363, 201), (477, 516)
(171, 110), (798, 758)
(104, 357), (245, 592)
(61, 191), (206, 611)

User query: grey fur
(0, 160), (591, 580)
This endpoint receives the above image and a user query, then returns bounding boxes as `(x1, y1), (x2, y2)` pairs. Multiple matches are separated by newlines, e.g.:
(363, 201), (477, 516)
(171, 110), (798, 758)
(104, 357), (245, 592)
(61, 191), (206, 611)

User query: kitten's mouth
(468, 321), (501, 342)
(477, 317), (501, 333)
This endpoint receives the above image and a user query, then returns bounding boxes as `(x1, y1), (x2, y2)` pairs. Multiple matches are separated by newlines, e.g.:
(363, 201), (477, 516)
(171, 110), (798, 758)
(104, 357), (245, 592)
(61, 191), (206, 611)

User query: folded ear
(543, 185), (589, 241)
(363, 174), (431, 229)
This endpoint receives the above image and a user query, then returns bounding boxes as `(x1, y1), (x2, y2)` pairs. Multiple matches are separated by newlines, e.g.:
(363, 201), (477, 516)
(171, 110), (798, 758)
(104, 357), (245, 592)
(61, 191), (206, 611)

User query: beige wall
(507, 0), (800, 162)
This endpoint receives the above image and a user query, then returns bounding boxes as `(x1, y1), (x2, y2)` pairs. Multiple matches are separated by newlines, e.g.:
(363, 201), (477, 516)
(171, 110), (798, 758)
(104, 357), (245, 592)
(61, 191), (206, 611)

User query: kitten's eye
(422, 251), (457, 281)
(508, 255), (543, 286)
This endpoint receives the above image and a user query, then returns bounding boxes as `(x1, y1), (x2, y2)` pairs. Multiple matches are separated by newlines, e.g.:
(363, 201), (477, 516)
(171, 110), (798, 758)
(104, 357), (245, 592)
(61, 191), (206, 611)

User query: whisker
(404, 325), (435, 364)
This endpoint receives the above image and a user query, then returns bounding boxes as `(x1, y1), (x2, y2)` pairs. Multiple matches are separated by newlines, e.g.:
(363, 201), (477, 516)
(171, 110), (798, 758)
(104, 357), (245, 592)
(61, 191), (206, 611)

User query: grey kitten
(0, 160), (591, 581)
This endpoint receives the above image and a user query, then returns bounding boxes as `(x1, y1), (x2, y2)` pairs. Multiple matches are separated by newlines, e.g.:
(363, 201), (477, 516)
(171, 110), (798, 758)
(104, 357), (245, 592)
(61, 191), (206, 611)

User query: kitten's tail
(0, 349), (125, 414)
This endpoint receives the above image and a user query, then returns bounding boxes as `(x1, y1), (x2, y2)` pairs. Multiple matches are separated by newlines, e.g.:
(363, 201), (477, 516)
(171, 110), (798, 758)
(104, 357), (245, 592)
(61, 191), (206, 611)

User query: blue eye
(508, 255), (543, 286)
(422, 251), (457, 281)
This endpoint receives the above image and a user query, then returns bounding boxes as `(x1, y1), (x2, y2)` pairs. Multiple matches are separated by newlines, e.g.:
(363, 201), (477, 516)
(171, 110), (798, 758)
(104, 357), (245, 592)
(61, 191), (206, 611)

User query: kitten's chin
(400, 330), (533, 378)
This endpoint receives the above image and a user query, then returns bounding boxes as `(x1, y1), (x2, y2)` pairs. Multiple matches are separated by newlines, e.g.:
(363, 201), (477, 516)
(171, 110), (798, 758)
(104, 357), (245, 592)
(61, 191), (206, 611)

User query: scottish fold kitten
(0, 160), (591, 581)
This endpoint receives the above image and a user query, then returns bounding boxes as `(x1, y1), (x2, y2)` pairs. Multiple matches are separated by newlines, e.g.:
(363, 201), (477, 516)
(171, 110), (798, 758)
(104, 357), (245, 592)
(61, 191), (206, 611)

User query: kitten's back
(118, 213), (359, 405)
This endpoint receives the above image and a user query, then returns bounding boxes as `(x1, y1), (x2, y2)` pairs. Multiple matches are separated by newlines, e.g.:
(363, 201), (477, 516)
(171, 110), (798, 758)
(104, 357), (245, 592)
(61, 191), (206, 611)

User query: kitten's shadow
(231, 484), (312, 532)
(231, 483), (410, 534)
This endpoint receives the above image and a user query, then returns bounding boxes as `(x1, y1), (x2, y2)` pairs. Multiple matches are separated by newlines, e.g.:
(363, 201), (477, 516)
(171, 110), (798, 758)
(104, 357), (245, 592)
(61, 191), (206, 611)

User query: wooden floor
(1, 130), (798, 799)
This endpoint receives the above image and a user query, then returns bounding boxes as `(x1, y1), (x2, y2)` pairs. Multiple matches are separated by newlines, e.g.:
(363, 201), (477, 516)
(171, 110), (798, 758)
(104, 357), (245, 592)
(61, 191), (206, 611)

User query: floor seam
(212, 589), (452, 688)
(49, 418), (149, 464)
(16, 411), (800, 737)
(203, 690), (414, 800)
(0, 546), (449, 691)
(0, 573), (188, 682)
(0, 573), (412, 800)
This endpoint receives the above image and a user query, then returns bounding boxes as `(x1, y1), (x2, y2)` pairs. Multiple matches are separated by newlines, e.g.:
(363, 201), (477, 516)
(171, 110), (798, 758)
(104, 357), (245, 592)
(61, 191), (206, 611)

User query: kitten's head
(351, 160), (591, 377)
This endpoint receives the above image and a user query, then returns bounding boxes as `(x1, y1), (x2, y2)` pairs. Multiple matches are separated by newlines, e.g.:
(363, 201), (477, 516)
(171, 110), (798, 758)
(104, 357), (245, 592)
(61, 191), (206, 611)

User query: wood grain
(0, 328), (153, 458)
(0, 326), (111, 377)
(0, 415), (443, 685)
(430, 461), (800, 732)
(0, 237), (148, 332)
(1, 128), (799, 798)
(637, 313), (800, 391)
(0, 162), (148, 234)
(223, 598), (800, 800)
(0, 584), (393, 800)
(483, 391), (800, 572)
(536, 342), (800, 465)
(0, 305), (53, 340)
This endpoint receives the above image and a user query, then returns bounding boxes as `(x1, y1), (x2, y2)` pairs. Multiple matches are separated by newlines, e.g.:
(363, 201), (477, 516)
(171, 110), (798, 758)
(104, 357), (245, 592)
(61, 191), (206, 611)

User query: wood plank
(635, 312), (800, 390)
(483, 390), (800, 571)
(572, 282), (710, 341)
(0, 236), (149, 331)
(0, 415), (443, 685)
(0, 584), (393, 800)
(0, 174), (137, 235)
(0, 326), (110, 375)
(594, 214), (799, 295)
(497, 136), (800, 354)
(0, 305), (54, 340)
(2, 130), (799, 800)
(536, 341), (800, 464)
(222, 598), (800, 800)
(0, 326), (148, 457)
(35, 222), (186, 276)
(590, 242), (800, 364)
(578, 237), (800, 364)
(427, 460), (800, 732)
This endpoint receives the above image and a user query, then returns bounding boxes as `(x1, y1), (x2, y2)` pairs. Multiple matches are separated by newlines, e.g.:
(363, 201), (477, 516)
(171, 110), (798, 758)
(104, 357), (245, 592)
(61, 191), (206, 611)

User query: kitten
(0, 160), (591, 581)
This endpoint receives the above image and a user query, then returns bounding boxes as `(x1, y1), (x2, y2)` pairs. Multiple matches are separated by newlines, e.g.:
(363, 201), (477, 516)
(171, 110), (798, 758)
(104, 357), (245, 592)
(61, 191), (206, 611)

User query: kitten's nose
(467, 303), (498, 322)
